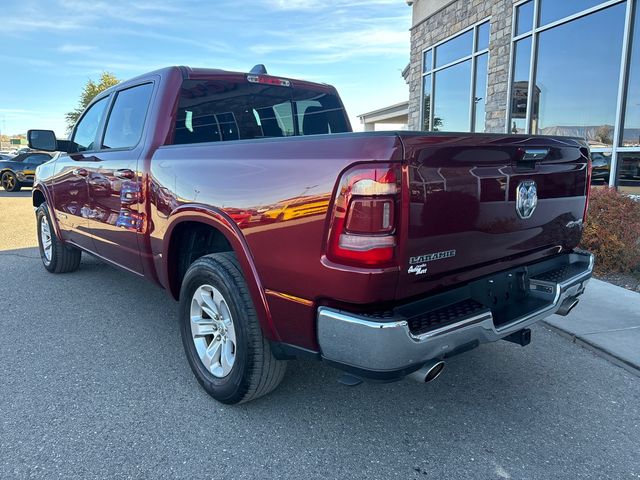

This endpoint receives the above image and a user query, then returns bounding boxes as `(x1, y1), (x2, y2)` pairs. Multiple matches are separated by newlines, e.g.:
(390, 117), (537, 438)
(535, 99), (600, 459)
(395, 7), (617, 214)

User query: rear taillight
(326, 163), (401, 267)
(583, 154), (592, 223)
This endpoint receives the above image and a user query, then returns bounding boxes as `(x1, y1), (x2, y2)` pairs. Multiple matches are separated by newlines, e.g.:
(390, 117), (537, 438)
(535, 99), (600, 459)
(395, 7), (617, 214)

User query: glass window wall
(435, 30), (474, 68)
(515, 1), (534, 35)
(421, 20), (491, 133)
(622, 3), (640, 148)
(508, 0), (638, 191)
(539, 0), (609, 26)
(434, 61), (472, 132)
(617, 152), (640, 194)
(422, 75), (432, 131)
(474, 53), (489, 132)
(509, 37), (532, 134)
(533, 3), (626, 146)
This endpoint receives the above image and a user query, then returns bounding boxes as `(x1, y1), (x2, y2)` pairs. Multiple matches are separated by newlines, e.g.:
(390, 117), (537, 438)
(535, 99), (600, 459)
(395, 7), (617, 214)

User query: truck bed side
(148, 133), (403, 349)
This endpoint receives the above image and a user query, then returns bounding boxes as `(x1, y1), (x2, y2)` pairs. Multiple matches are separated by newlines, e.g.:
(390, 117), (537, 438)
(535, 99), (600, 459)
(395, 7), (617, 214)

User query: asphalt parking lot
(1, 190), (639, 480)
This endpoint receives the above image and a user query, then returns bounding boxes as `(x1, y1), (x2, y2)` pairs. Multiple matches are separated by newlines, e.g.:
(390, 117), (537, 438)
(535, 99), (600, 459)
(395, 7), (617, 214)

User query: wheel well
(33, 189), (46, 207)
(168, 221), (233, 299)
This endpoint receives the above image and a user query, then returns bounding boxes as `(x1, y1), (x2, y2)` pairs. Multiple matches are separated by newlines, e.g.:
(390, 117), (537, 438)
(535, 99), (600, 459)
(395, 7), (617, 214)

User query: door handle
(114, 169), (135, 180)
(72, 168), (88, 177)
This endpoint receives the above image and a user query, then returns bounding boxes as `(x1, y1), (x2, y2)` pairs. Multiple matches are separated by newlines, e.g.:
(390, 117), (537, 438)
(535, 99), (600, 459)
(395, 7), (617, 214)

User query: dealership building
(406, 0), (640, 193)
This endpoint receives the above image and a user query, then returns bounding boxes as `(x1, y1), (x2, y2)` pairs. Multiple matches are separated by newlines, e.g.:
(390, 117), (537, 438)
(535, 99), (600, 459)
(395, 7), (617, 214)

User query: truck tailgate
(397, 133), (590, 300)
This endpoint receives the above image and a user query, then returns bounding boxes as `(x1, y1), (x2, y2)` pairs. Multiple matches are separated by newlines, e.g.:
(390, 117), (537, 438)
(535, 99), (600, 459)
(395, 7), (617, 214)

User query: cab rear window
(173, 79), (349, 145)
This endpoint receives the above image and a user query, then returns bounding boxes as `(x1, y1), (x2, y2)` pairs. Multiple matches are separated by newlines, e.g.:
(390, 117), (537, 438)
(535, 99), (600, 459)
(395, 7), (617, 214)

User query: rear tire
(1, 172), (21, 192)
(36, 203), (82, 273)
(179, 252), (286, 404)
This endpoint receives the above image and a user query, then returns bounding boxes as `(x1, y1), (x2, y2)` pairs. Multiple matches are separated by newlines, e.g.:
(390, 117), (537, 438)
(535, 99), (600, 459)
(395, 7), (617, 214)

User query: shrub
(580, 187), (640, 276)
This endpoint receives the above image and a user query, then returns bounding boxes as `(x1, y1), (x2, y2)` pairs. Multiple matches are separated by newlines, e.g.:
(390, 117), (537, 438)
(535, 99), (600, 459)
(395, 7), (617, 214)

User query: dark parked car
(28, 66), (593, 404)
(590, 152), (610, 183)
(0, 152), (52, 192)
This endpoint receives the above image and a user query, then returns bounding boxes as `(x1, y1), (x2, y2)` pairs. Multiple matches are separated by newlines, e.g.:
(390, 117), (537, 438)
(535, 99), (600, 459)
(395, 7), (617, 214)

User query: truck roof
(102, 66), (335, 96)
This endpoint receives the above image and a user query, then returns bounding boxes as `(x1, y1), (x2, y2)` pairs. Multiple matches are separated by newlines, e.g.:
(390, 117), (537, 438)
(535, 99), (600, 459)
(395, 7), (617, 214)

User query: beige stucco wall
(411, 0), (456, 27)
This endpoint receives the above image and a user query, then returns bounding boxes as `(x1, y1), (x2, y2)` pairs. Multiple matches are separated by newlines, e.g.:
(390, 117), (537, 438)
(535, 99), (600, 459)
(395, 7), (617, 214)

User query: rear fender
(163, 205), (280, 342)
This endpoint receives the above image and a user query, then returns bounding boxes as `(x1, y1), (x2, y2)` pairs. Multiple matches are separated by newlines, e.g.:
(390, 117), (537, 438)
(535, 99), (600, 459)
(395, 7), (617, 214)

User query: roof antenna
(250, 64), (268, 75)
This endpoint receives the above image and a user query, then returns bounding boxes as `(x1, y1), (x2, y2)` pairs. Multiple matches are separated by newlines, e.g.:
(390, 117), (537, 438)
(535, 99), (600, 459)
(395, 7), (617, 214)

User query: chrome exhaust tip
(557, 297), (580, 316)
(407, 360), (445, 384)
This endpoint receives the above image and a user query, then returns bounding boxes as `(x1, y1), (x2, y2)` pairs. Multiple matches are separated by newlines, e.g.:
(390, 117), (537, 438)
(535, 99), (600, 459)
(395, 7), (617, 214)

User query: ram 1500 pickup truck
(28, 65), (594, 404)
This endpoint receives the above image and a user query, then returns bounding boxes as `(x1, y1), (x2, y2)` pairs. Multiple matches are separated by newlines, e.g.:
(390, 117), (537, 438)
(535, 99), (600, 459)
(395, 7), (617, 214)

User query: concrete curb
(543, 321), (640, 378)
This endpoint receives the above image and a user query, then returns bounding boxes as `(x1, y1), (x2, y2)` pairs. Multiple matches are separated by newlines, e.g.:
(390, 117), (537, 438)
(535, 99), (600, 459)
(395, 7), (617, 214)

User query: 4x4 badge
(516, 180), (537, 219)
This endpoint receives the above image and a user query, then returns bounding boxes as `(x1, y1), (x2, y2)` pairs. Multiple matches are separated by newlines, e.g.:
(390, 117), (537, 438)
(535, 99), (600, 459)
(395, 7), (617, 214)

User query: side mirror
(27, 130), (58, 152)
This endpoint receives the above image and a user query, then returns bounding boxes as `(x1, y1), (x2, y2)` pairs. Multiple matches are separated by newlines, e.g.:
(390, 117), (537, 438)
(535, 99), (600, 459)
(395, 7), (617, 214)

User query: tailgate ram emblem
(516, 180), (537, 219)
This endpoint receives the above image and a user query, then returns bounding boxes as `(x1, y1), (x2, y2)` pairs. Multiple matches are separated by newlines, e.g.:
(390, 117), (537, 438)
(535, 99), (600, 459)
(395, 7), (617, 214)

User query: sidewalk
(544, 278), (640, 375)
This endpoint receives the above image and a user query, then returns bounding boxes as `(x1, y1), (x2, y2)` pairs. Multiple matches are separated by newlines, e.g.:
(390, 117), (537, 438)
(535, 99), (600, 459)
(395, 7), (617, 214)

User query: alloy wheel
(2, 173), (15, 190)
(190, 284), (237, 378)
(40, 215), (52, 263)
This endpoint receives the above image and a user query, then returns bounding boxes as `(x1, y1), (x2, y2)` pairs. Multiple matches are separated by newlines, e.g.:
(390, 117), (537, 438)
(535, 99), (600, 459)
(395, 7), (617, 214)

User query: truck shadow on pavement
(1, 246), (638, 479)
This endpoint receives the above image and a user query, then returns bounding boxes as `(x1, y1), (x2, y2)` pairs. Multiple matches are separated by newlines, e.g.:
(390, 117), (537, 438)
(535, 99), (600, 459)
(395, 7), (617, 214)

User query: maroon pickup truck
(28, 65), (594, 404)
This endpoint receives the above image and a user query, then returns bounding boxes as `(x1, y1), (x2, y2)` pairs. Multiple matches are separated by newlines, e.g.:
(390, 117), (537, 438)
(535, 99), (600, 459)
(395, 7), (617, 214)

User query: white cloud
(247, 2), (410, 64)
(258, 27), (407, 52)
(0, 54), (54, 68)
(271, 0), (320, 9)
(0, 108), (68, 136)
(58, 44), (96, 53)
(3, 0), (185, 33)
(0, 108), (31, 114)
(103, 27), (230, 53)
(251, 27), (408, 63)
(0, 0), (411, 136)
(268, 0), (400, 10)
(66, 59), (166, 73)
(3, 17), (85, 32)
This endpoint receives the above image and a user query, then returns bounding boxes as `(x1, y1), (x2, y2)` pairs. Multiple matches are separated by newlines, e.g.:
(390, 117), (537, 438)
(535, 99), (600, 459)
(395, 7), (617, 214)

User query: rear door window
(102, 83), (154, 149)
(294, 91), (349, 136)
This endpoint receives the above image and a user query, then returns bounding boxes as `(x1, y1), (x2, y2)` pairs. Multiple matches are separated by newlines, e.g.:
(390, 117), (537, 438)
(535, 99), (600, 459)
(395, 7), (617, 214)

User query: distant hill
(539, 125), (640, 147)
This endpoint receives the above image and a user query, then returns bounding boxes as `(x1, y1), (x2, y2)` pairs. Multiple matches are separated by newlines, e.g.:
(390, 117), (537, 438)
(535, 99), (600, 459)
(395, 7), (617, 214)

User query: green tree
(594, 125), (613, 146)
(422, 95), (443, 131)
(65, 72), (119, 132)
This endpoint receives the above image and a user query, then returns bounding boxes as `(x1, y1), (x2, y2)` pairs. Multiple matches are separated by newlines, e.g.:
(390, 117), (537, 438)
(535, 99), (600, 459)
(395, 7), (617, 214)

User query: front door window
(72, 96), (109, 152)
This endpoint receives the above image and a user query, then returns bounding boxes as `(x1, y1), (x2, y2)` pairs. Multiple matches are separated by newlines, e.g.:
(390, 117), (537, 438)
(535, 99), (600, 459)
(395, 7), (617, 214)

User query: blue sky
(0, 0), (410, 136)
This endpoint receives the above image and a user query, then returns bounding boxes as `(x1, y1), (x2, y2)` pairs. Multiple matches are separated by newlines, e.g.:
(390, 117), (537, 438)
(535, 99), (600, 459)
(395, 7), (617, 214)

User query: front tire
(179, 252), (286, 404)
(1, 172), (21, 192)
(36, 204), (82, 273)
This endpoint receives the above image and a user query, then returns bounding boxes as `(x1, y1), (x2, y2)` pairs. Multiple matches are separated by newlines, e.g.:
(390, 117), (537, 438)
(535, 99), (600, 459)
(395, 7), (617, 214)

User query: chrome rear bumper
(317, 251), (593, 373)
